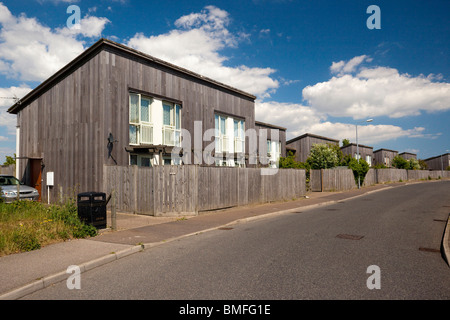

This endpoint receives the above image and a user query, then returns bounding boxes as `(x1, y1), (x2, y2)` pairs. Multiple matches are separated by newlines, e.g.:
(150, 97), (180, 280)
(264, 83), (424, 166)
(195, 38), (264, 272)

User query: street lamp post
(356, 119), (373, 189)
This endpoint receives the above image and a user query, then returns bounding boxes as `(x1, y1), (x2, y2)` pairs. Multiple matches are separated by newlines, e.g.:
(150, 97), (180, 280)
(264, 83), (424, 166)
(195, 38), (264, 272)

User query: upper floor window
(162, 102), (181, 147)
(234, 119), (245, 153)
(215, 114), (228, 153)
(129, 92), (153, 145)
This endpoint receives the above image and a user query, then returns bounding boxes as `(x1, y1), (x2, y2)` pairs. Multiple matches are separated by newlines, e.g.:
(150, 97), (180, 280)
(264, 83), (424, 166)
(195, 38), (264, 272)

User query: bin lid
(78, 192), (106, 196)
(77, 192), (106, 201)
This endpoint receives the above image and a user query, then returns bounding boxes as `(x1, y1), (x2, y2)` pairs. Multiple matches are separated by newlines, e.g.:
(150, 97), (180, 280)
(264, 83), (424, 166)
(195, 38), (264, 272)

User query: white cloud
(0, 3), (109, 82)
(0, 85), (32, 134)
(303, 56), (450, 119)
(330, 55), (372, 76)
(255, 100), (439, 146)
(255, 100), (325, 137)
(127, 6), (279, 98)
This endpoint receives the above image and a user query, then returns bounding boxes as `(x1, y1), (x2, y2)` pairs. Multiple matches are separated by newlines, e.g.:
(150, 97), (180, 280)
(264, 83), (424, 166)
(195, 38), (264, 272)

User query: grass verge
(0, 199), (97, 257)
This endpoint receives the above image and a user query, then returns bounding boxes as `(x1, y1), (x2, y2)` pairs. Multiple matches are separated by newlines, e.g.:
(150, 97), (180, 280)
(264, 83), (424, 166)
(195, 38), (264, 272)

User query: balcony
(129, 123), (153, 145)
(163, 125), (181, 147)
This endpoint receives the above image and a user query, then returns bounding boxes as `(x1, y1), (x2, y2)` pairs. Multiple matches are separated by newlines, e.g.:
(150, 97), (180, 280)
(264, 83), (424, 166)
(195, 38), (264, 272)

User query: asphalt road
(24, 181), (450, 300)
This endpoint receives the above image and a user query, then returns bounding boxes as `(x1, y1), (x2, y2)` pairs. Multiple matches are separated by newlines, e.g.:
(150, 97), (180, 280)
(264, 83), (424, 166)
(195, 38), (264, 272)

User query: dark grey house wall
(255, 121), (286, 158)
(373, 149), (398, 167)
(286, 133), (339, 163)
(341, 143), (374, 165)
(17, 49), (104, 202)
(101, 45), (256, 165)
(399, 152), (417, 160)
(425, 153), (450, 170)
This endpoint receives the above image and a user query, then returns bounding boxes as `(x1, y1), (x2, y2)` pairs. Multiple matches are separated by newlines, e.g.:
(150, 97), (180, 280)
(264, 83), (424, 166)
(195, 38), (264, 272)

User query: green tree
(418, 159), (427, 170)
(392, 155), (408, 169)
(408, 158), (420, 170)
(279, 151), (310, 170)
(306, 143), (340, 169)
(342, 139), (350, 147)
(3, 154), (16, 166)
(348, 158), (370, 186)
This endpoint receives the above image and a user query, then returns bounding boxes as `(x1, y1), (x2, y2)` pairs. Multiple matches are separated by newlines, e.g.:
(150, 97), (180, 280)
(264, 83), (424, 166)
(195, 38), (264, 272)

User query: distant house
(255, 121), (286, 168)
(7, 38), (284, 203)
(424, 153), (450, 171)
(373, 148), (398, 167)
(341, 143), (374, 166)
(399, 152), (417, 160)
(286, 133), (339, 163)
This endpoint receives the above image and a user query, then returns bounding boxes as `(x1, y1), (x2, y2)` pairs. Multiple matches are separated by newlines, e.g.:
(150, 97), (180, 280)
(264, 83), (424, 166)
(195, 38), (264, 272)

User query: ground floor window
(130, 154), (152, 167)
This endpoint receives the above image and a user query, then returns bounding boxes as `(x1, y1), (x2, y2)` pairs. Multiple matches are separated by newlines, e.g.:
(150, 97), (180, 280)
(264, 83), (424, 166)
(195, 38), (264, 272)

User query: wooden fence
(311, 168), (450, 192)
(103, 165), (306, 216)
(0, 164), (15, 176)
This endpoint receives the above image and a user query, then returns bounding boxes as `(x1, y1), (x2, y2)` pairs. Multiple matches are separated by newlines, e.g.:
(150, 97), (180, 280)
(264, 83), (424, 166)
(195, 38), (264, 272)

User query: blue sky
(0, 0), (449, 163)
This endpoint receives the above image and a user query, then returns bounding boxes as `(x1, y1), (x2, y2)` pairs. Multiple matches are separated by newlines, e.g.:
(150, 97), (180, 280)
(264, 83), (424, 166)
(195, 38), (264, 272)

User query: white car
(0, 175), (40, 203)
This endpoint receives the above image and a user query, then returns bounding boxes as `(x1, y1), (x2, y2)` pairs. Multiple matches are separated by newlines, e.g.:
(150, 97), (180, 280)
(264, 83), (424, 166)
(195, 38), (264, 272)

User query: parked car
(0, 175), (40, 203)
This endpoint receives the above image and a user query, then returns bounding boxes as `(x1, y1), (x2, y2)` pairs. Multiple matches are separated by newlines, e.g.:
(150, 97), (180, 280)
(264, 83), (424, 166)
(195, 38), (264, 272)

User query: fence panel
(310, 170), (322, 192)
(0, 165), (15, 176)
(104, 165), (306, 216)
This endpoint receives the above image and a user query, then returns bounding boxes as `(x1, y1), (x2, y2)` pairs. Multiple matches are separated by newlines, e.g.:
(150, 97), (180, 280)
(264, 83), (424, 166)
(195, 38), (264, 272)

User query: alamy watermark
(366, 265), (381, 290)
(366, 5), (381, 30)
(66, 265), (81, 290)
(168, 121), (281, 175)
(66, 5), (81, 30)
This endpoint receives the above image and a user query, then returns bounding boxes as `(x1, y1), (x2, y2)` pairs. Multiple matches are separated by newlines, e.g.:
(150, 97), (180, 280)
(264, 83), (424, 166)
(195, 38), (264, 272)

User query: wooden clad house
(399, 152), (417, 160)
(7, 38), (286, 203)
(373, 148), (398, 167)
(424, 153), (450, 171)
(340, 143), (374, 166)
(286, 133), (339, 163)
(254, 121), (286, 168)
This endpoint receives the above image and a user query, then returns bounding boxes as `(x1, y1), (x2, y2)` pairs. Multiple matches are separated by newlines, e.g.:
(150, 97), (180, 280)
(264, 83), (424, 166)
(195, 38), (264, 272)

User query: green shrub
(348, 158), (370, 185)
(307, 143), (340, 169)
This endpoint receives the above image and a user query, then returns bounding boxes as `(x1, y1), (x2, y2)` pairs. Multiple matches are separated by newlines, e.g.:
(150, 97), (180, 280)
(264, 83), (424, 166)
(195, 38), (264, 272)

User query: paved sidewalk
(1, 181), (449, 299)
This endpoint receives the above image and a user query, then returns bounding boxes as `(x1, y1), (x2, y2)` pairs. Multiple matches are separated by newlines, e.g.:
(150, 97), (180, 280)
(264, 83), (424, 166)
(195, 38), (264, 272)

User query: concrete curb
(0, 245), (144, 300)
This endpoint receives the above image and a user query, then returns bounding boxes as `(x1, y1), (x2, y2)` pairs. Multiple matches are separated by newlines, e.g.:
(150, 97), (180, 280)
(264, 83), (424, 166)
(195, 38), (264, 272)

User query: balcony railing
(163, 125), (181, 147)
(129, 123), (153, 145)
(140, 124), (153, 144)
(234, 137), (244, 153)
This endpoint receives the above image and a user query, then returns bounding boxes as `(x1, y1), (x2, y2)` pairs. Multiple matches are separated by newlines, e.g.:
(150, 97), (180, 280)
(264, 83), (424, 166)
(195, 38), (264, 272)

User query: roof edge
(286, 132), (339, 144)
(8, 38), (256, 114)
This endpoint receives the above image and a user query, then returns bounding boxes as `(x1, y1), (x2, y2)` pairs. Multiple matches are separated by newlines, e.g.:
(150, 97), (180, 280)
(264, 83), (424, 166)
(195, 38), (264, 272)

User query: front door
(30, 159), (42, 201)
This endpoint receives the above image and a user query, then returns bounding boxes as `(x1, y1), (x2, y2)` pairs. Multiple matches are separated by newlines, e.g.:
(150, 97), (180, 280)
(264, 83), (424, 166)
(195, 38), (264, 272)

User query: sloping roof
(341, 143), (373, 150)
(8, 38), (256, 114)
(424, 153), (450, 161)
(255, 121), (286, 131)
(373, 148), (398, 154)
(286, 133), (339, 145)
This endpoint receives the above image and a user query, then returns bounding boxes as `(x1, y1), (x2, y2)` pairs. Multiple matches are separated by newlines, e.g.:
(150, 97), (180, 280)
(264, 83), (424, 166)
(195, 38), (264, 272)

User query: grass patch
(0, 199), (97, 257)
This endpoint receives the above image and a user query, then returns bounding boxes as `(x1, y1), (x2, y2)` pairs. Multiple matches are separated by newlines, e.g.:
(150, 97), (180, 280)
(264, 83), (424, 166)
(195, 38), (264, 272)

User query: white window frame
(129, 93), (153, 145)
(365, 155), (372, 166)
(162, 102), (181, 147)
(267, 140), (281, 168)
(234, 119), (245, 154)
(215, 114), (228, 153)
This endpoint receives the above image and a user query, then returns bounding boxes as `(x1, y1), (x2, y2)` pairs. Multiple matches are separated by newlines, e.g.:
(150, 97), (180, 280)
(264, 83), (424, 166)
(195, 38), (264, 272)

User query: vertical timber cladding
(103, 45), (256, 168)
(17, 51), (104, 203)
